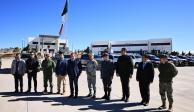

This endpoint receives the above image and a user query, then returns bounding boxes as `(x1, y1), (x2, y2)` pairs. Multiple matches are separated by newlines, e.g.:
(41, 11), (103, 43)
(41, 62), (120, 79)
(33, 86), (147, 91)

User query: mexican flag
(59, 0), (68, 35)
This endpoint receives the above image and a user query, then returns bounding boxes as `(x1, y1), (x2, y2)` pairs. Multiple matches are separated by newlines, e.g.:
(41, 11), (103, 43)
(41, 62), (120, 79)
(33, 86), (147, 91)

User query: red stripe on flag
(59, 24), (63, 35)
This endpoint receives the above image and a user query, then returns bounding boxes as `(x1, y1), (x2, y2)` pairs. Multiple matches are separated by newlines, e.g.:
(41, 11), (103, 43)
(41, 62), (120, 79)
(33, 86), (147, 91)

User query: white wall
(28, 36), (67, 53)
(91, 38), (172, 54)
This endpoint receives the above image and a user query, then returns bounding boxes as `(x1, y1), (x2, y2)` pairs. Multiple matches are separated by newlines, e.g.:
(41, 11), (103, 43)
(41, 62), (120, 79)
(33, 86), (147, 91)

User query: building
(91, 41), (110, 55)
(28, 35), (68, 54)
(91, 38), (172, 55)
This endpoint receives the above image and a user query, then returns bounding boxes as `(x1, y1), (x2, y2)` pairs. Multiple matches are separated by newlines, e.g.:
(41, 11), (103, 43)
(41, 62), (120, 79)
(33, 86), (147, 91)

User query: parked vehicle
(52, 53), (70, 63)
(81, 54), (89, 68)
(64, 54), (70, 60)
(188, 56), (194, 66)
(109, 53), (141, 68)
(0, 57), (2, 69)
(94, 55), (103, 69)
(128, 54), (142, 68)
(111, 54), (120, 63)
(178, 55), (189, 66)
(167, 56), (174, 64)
(21, 53), (31, 62)
(147, 54), (160, 67)
(81, 54), (102, 68)
(170, 55), (187, 66)
(169, 56), (179, 66)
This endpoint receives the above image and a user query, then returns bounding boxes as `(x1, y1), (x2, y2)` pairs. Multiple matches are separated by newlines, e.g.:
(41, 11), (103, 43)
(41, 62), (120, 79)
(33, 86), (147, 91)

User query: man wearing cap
(41, 53), (56, 94)
(116, 48), (134, 102)
(100, 53), (115, 100)
(158, 54), (178, 111)
(86, 53), (98, 98)
(26, 53), (40, 93)
(136, 54), (155, 106)
(11, 53), (26, 93)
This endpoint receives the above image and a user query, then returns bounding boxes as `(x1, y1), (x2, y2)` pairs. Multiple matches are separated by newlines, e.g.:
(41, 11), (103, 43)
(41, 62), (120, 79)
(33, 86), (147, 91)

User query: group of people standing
(11, 47), (178, 112)
(11, 52), (82, 99)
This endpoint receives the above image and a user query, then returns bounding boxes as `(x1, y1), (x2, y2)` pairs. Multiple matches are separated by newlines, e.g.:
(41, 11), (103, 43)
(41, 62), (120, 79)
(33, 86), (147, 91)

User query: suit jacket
(26, 58), (39, 73)
(55, 59), (67, 76)
(67, 59), (82, 78)
(136, 61), (155, 83)
(11, 59), (26, 76)
(116, 55), (134, 77)
(100, 60), (115, 79)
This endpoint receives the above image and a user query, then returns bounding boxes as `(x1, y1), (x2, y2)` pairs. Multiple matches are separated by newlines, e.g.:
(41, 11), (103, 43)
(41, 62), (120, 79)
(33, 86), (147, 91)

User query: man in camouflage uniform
(41, 53), (56, 94)
(158, 54), (178, 111)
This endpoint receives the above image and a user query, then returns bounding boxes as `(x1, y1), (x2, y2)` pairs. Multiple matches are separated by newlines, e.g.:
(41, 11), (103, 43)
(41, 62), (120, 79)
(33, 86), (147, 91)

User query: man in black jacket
(116, 48), (134, 102)
(100, 53), (115, 100)
(26, 53), (40, 93)
(67, 53), (82, 99)
(136, 54), (155, 106)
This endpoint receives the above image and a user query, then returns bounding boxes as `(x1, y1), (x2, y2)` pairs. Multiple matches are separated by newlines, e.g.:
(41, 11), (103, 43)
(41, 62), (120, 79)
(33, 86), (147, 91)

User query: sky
(0, 0), (194, 52)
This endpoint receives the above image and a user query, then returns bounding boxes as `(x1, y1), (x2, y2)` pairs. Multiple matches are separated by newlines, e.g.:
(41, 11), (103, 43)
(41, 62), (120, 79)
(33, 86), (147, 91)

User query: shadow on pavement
(0, 92), (46, 97)
(0, 68), (11, 74)
(2, 94), (165, 112)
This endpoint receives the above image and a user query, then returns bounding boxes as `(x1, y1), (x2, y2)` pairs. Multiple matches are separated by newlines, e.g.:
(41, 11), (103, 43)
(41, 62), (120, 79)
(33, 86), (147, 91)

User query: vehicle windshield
(94, 55), (101, 59)
(114, 56), (119, 58)
(109, 55), (113, 60)
(135, 55), (141, 58)
(81, 54), (89, 60)
(64, 55), (70, 59)
(178, 56), (187, 59)
(150, 55), (157, 59)
(21, 54), (30, 59)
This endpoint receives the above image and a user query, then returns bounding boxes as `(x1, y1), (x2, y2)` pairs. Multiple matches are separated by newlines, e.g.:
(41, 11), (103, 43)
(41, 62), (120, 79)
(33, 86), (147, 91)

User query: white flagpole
(59, 0), (68, 53)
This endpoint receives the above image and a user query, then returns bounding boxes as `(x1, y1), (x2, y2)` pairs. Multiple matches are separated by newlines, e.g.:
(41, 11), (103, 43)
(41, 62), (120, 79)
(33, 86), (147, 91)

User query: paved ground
(0, 58), (194, 112)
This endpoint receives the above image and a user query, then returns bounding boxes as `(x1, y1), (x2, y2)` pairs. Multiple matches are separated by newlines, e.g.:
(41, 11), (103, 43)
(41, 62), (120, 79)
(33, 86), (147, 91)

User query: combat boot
(106, 90), (111, 101)
(50, 87), (53, 94)
(86, 91), (92, 97)
(43, 87), (47, 94)
(101, 89), (107, 99)
(158, 100), (166, 109)
(168, 102), (173, 112)
(92, 90), (96, 98)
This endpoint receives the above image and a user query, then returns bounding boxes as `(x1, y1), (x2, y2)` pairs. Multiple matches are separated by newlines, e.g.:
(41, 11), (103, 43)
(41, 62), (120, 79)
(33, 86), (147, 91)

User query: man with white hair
(86, 53), (98, 98)
(11, 53), (26, 93)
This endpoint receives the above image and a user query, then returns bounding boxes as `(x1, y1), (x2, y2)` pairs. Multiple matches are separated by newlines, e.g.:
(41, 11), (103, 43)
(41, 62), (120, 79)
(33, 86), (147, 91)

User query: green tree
(84, 46), (90, 54)
(13, 47), (20, 52)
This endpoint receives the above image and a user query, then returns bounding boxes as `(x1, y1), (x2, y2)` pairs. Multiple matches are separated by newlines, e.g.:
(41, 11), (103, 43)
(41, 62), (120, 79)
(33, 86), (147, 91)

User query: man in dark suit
(26, 53), (40, 93)
(116, 48), (134, 102)
(67, 53), (82, 99)
(136, 54), (155, 106)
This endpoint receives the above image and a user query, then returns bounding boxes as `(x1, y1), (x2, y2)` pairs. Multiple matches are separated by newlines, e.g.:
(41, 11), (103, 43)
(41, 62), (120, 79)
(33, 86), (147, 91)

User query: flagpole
(59, 0), (68, 52)
(64, 0), (68, 47)
(65, 12), (68, 46)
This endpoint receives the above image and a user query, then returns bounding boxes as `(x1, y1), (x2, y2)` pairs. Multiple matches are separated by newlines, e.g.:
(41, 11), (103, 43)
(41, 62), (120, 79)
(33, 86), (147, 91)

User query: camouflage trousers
(87, 74), (96, 94)
(159, 82), (173, 103)
(43, 73), (53, 88)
